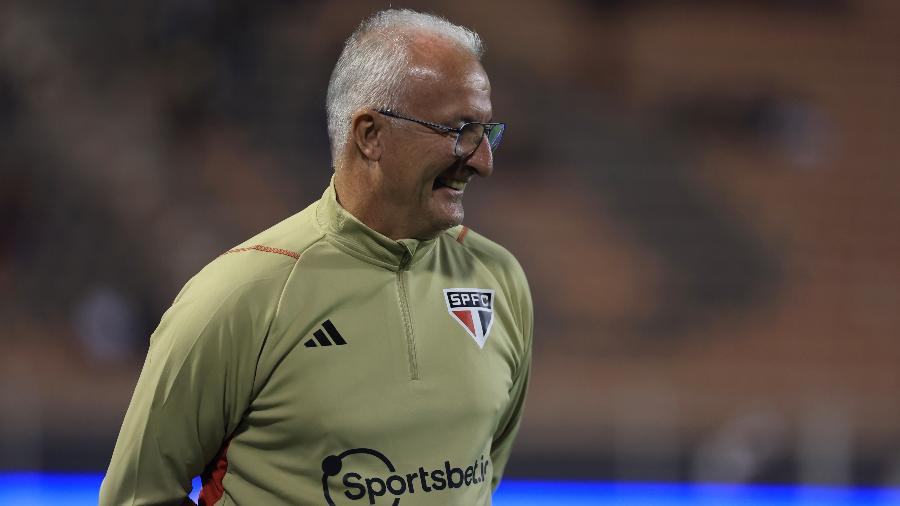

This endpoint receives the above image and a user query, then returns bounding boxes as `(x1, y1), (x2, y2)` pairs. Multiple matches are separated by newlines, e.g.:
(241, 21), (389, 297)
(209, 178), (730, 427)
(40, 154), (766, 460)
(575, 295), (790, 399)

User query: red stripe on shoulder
(222, 244), (300, 259)
(199, 438), (231, 506)
(456, 226), (470, 244)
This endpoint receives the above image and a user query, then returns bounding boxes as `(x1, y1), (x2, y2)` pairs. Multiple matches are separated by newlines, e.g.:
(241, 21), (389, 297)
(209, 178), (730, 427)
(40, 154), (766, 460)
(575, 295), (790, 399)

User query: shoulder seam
(222, 244), (300, 260)
(456, 226), (470, 244)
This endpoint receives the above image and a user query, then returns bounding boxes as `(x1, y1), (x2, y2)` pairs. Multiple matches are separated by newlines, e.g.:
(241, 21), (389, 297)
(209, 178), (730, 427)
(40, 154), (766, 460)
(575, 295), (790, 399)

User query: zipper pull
(399, 250), (412, 270)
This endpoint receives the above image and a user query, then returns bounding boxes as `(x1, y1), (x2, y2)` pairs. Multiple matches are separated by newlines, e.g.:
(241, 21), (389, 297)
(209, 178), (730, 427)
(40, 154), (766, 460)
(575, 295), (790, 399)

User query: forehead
(399, 33), (492, 121)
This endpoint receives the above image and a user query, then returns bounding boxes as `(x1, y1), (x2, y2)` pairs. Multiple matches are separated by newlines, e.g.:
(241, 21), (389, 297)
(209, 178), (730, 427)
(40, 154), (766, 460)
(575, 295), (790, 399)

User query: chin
(418, 207), (464, 239)
(440, 203), (465, 228)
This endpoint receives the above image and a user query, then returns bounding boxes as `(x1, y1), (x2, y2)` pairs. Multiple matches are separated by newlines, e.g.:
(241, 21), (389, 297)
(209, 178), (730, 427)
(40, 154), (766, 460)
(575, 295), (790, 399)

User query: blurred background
(1, 0), (899, 498)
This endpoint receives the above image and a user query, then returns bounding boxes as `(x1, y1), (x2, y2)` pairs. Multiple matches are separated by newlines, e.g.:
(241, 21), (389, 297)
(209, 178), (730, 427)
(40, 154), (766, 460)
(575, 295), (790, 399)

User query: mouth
(432, 177), (468, 192)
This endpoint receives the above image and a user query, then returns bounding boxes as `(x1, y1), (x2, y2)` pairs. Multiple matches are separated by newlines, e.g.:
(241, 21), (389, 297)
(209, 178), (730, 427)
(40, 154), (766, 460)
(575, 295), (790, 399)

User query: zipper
(396, 251), (419, 380)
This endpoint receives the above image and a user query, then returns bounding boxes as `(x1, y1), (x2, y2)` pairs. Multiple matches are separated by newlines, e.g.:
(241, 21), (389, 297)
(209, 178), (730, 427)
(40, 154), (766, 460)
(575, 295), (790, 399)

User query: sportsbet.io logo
(321, 448), (490, 505)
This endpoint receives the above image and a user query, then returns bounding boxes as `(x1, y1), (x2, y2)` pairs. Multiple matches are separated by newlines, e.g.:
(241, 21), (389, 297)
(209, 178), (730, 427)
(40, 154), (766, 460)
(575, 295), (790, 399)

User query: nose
(465, 134), (494, 177)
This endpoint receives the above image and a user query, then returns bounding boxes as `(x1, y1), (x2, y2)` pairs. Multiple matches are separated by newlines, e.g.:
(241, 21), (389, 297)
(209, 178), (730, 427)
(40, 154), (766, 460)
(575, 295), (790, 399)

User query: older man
(101, 9), (532, 506)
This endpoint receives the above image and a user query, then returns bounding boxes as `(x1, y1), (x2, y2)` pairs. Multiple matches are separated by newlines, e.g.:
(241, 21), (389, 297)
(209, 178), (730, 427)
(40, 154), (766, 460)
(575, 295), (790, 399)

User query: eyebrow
(458, 113), (494, 125)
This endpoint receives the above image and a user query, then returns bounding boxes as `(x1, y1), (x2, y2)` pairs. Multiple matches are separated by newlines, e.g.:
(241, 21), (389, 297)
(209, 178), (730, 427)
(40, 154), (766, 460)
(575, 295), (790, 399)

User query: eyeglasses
(377, 109), (505, 158)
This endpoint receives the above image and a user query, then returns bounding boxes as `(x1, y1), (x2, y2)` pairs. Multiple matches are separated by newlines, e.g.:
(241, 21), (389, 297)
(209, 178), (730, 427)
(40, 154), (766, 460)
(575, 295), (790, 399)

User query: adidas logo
(303, 320), (347, 348)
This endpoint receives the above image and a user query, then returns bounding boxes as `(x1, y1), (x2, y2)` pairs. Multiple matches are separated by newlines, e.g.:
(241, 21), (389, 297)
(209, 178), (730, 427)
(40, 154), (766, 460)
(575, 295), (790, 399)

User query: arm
(489, 346), (532, 490)
(490, 264), (534, 490)
(100, 267), (278, 506)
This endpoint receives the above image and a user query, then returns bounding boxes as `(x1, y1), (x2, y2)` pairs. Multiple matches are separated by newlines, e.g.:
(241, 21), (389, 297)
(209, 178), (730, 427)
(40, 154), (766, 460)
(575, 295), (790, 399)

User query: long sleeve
(100, 256), (291, 506)
(489, 345), (532, 490)
(489, 260), (534, 490)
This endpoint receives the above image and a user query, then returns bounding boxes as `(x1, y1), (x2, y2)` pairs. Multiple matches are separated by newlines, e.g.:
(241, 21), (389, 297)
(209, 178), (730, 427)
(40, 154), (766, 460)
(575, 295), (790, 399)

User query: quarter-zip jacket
(100, 182), (533, 506)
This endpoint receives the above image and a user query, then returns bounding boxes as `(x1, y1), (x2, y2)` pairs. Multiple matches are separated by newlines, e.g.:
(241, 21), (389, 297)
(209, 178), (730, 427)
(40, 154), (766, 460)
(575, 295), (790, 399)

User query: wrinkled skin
(335, 32), (494, 240)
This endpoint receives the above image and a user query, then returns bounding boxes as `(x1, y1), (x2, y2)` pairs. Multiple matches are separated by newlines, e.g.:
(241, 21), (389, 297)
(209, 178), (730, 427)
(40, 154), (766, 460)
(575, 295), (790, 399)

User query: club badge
(443, 288), (495, 348)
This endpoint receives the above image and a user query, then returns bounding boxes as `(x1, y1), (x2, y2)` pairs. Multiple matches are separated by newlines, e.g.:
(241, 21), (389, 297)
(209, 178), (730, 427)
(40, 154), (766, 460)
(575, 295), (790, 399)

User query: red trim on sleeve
(456, 226), (470, 244)
(198, 439), (231, 506)
(222, 244), (300, 259)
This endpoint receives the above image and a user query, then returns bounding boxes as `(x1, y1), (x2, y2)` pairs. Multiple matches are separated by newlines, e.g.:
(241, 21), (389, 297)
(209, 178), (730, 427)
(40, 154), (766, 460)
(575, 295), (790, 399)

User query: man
(101, 8), (532, 506)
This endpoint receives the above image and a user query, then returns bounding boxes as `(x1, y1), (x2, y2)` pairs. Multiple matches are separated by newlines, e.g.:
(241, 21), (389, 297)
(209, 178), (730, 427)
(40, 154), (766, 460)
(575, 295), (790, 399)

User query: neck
(334, 165), (424, 241)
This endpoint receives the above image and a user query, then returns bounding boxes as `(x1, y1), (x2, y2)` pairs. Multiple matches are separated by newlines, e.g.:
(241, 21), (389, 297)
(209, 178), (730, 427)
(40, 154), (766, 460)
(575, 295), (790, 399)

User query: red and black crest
(443, 288), (495, 348)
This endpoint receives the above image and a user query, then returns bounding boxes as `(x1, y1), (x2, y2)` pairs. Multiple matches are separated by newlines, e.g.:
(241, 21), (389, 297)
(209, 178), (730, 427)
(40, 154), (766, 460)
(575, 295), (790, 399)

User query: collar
(315, 179), (438, 271)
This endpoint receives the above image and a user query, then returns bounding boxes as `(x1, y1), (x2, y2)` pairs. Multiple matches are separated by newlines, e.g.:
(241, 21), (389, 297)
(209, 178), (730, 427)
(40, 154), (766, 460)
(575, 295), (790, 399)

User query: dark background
(1, 0), (898, 486)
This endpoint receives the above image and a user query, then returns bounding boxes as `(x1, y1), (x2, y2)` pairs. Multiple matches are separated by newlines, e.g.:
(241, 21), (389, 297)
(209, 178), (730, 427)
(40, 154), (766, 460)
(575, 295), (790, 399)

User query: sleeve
(489, 262), (534, 490)
(99, 266), (282, 506)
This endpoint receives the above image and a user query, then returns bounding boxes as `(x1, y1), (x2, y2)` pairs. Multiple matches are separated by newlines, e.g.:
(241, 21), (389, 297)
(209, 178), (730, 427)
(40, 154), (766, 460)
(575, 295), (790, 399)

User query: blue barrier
(2, 473), (899, 505)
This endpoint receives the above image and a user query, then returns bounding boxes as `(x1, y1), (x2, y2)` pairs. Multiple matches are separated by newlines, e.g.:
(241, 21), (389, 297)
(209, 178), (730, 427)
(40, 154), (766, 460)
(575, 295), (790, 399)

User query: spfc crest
(443, 288), (495, 348)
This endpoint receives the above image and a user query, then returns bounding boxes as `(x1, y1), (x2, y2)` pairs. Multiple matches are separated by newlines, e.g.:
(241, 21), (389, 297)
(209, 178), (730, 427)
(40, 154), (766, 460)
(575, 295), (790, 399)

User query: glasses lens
(486, 123), (505, 152)
(456, 123), (485, 157)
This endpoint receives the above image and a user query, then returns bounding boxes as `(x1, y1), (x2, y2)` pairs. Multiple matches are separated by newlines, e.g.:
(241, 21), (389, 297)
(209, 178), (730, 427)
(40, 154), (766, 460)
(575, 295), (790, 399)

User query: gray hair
(326, 9), (484, 167)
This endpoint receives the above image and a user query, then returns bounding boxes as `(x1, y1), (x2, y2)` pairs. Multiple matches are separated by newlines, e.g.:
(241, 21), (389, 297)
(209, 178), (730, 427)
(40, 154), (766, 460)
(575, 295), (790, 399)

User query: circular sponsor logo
(321, 449), (489, 505)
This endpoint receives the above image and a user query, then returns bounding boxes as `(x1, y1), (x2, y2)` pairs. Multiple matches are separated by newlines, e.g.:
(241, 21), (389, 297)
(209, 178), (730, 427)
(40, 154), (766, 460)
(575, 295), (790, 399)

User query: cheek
(381, 139), (455, 191)
(412, 158), (450, 188)
(380, 151), (422, 189)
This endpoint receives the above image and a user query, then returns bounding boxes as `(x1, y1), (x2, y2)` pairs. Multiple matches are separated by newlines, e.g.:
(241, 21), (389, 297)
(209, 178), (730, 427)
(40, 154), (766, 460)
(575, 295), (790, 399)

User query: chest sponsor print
(443, 288), (495, 349)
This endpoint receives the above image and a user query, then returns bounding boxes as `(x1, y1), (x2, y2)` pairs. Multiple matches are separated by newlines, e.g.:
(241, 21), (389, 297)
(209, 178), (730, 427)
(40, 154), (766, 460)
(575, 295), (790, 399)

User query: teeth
(441, 179), (467, 191)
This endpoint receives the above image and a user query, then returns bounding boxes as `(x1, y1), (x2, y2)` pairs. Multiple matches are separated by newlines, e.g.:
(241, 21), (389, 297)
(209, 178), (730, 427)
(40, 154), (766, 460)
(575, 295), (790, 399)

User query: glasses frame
(377, 109), (505, 158)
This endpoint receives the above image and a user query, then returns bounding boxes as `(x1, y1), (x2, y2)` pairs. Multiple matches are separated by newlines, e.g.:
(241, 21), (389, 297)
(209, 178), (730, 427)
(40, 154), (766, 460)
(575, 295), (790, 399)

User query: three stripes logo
(303, 320), (347, 348)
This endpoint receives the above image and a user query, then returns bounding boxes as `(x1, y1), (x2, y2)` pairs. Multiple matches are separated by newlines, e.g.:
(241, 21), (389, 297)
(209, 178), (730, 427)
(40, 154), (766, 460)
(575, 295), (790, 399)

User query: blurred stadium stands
(1, 0), (899, 494)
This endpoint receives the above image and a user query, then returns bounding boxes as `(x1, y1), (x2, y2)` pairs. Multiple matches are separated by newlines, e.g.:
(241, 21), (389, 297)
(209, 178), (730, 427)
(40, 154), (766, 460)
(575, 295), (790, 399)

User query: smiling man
(101, 9), (532, 506)
(332, 25), (498, 240)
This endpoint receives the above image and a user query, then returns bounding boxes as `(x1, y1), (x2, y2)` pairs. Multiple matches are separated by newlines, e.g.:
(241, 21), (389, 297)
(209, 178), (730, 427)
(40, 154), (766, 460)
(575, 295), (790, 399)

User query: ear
(350, 109), (385, 162)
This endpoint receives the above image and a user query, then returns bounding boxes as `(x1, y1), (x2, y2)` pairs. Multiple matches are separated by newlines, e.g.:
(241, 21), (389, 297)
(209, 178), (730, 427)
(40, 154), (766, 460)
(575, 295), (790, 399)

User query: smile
(434, 177), (468, 192)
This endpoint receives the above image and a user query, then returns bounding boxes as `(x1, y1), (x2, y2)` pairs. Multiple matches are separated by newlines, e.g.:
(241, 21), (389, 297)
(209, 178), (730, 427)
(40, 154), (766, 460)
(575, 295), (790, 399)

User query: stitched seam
(396, 270), (419, 380)
(222, 244), (300, 260)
